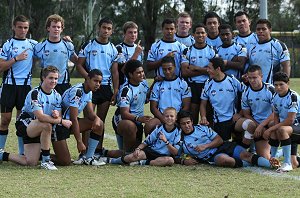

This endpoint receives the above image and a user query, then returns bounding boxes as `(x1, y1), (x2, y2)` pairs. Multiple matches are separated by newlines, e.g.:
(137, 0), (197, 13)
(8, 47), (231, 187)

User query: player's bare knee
(166, 157), (174, 166)
(42, 123), (52, 132)
(239, 151), (252, 161)
(0, 116), (12, 128)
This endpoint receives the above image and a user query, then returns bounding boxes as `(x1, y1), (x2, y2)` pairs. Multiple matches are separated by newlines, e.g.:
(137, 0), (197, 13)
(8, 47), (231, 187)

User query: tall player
(34, 14), (78, 95)
(0, 15), (37, 155)
(174, 12), (195, 47)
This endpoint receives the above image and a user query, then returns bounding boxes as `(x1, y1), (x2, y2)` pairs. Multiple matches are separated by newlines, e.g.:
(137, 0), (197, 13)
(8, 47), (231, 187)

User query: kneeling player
(110, 107), (180, 166)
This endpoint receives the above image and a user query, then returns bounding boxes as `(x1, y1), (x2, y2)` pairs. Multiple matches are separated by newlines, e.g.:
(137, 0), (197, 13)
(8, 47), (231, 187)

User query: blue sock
(257, 157), (271, 168)
(270, 146), (278, 158)
(110, 157), (124, 164)
(242, 160), (251, 167)
(18, 136), (24, 155)
(85, 137), (99, 159)
(0, 130), (8, 149)
(282, 144), (291, 164)
(0, 150), (3, 161)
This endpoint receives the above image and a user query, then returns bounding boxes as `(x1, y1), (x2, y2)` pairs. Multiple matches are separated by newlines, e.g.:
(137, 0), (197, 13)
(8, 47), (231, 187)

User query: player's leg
(254, 138), (270, 159)
(0, 112), (12, 149)
(144, 118), (161, 136)
(276, 126), (293, 171)
(213, 153), (237, 167)
(149, 156), (174, 166)
(111, 150), (147, 165)
(117, 120), (138, 153)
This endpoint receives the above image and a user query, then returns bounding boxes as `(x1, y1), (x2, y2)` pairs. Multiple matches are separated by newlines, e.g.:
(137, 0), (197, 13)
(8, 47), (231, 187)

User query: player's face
(99, 23), (113, 40)
(130, 67), (144, 84)
(220, 28), (232, 46)
(162, 23), (176, 41)
(13, 21), (29, 39)
(162, 62), (176, 80)
(47, 21), (63, 39)
(179, 117), (194, 134)
(193, 27), (207, 45)
(124, 28), (138, 44)
(207, 62), (218, 79)
(274, 81), (289, 96)
(88, 75), (102, 92)
(205, 17), (219, 35)
(235, 15), (251, 35)
(177, 17), (192, 35)
(256, 23), (271, 42)
(163, 109), (177, 126)
(42, 72), (58, 90)
(247, 70), (263, 90)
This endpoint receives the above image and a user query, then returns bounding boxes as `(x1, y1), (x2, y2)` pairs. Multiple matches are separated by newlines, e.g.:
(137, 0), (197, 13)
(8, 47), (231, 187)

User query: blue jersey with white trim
(174, 33), (195, 47)
(21, 86), (61, 119)
(116, 42), (143, 62)
(242, 83), (274, 123)
(78, 39), (118, 85)
(216, 42), (247, 79)
(0, 38), (37, 85)
(182, 44), (216, 83)
(150, 77), (191, 113)
(206, 36), (222, 49)
(143, 124), (181, 155)
(248, 38), (290, 84)
(273, 89), (300, 123)
(182, 124), (218, 159)
(147, 39), (186, 77)
(233, 32), (258, 52)
(201, 75), (245, 122)
(61, 83), (92, 120)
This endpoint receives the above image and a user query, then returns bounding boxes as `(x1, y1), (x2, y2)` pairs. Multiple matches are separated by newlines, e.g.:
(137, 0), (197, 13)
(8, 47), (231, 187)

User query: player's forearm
(207, 135), (223, 148)
(0, 58), (15, 72)
(70, 120), (82, 144)
(146, 60), (160, 71)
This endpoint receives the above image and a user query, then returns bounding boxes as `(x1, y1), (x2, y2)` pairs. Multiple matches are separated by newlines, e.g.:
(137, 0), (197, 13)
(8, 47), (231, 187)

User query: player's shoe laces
(41, 160), (58, 170)
(276, 162), (293, 172)
(269, 157), (281, 169)
(73, 154), (85, 165)
(84, 157), (106, 166)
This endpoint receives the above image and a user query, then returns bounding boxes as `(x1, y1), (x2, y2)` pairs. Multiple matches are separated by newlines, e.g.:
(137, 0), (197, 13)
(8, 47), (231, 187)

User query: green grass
(1, 78), (300, 197)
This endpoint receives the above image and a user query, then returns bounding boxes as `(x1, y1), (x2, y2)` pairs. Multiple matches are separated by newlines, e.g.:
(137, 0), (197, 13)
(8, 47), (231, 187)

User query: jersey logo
(158, 49), (164, 55)
(44, 50), (50, 56)
(211, 90), (216, 96)
(191, 56), (196, 63)
(13, 47), (18, 53)
(92, 50), (98, 56)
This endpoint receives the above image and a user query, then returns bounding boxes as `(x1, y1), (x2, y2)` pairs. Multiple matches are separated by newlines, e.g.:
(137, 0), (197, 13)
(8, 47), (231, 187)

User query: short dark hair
(256, 19), (272, 29)
(210, 57), (225, 72)
(88, 69), (103, 79)
(247, 65), (262, 73)
(41, 66), (59, 81)
(124, 59), (143, 79)
(98, 17), (113, 27)
(161, 56), (175, 66)
(177, 110), (193, 123)
(273, 72), (289, 83)
(203, 11), (221, 24)
(219, 24), (232, 32)
(13, 15), (30, 26)
(234, 11), (250, 22)
(162, 18), (176, 28)
(192, 23), (206, 33)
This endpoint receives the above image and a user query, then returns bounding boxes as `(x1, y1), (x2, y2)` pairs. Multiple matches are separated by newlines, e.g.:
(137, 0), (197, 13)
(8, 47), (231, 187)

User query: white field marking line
(243, 166), (300, 181)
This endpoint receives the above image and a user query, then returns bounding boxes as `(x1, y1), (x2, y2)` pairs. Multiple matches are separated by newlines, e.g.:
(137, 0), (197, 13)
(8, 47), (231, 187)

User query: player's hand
(154, 75), (163, 82)
(254, 125), (265, 138)
(183, 158), (199, 165)
(138, 115), (152, 123)
(159, 131), (167, 142)
(133, 148), (141, 158)
(62, 119), (72, 129)
(110, 92), (118, 106)
(52, 110), (59, 119)
(262, 129), (271, 140)
(77, 141), (86, 153)
(62, 35), (73, 42)
(91, 117), (102, 131)
(166, 50), (177, 57)
(134, 40), (143, 55)
(16, 48), (29, 61)
(241, 74), (248, 84)
(194, 144), (207, 152)
(200, 117), (209, 125)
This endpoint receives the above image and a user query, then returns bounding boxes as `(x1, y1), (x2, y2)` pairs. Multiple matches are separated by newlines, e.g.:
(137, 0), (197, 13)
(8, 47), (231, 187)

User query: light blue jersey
(182, 124), (218, 159)
(21, 86), (61, 118)
(150, 77), (191, 113)
(216, 42), (247, 79)
(116, 42), (143, 62)
(78, 39), (118, 85)
(61, 83), (92, 120)
(182, 44), (216, 83)
(248, 38), (290, 84)
(242, 83), (275, 123)
(143, 124), (181, 155)
(206, 36), (222, 49)
(34, 39), (75, 84)
(0, 38), (37, 85)
(147, 39), (186, 77)
(273, 89), (300, 123)
(174, 33), (195, 47)
(201, 75), (244, 122)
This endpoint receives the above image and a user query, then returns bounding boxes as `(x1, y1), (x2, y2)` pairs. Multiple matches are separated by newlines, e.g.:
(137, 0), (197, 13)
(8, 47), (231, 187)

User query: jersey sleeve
(143, 126), (160, 145)
(0, 40), (10, 60)
(118, 86), (132, 108)
(181, 80), (192, 99)
(200, 81), (209, 100)
(147, 42), (158, 62)
(54, 93), (62, 111)
(68, 88), (83, 108)
(149, 82), (160, 102)
(241, 90), (250, 110)
(237, 43), (247, 57)
(30, 90), (43, 112)
(289, 93), (299, 113)
(277, 41), (290, 63)
(206, 126), (218, 140)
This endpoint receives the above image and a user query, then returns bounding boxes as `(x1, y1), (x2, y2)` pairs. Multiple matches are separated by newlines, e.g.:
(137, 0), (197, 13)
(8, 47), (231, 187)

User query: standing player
(147, 18), (186, 78)
(263, 72), (300, 172)
(76, 17), (119, 154)
(34, 14), (78, 95)
(0, 66), (72, 170)
(174, 12), (195, 47)
(144, 56), (191, 135)
(248, 19), (290, 84)
(217, 24), (247, 80)
(203, 12), (222, 49)
(200, 57), (244, 141)
(111, 107), (181, 166)
(0, 15), (37, 155)
(112, 60), (151, 153)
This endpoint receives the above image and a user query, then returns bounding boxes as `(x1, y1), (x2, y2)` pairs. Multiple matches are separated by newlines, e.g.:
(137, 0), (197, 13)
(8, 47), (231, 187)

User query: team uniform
(201, 75), (245, 140)
(15, 86), (62, 144)
(216, 42), (247, 79)
(147, 39), (186, 77)
(206, 36), (222, 49)
(34, 39), (76, 94)
(142, 124), (181, 160)
(174, 33), (195, 47)
(78, 39), (118, 104)
(248, 38), (290, 84)
(0, 37), (37, 112)
(149, 77), (191, 113)
(112, 80), (149, 149)
(181, 44), (216, 103)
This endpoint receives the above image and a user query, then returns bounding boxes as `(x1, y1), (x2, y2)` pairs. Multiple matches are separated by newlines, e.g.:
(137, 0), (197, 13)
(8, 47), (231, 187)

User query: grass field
(1, 78), (300, 198)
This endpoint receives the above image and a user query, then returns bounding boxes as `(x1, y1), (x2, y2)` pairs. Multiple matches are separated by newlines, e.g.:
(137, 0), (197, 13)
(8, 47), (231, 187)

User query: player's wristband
(136, 147), (141, 151)
(14, 57), (17, 62)
(165, 141), (170, 145)
(134, 116), (139, 122)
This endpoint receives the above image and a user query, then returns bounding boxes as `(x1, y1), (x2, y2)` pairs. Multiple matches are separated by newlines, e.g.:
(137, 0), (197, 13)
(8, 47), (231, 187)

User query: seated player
(110, 107), (180, 166)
